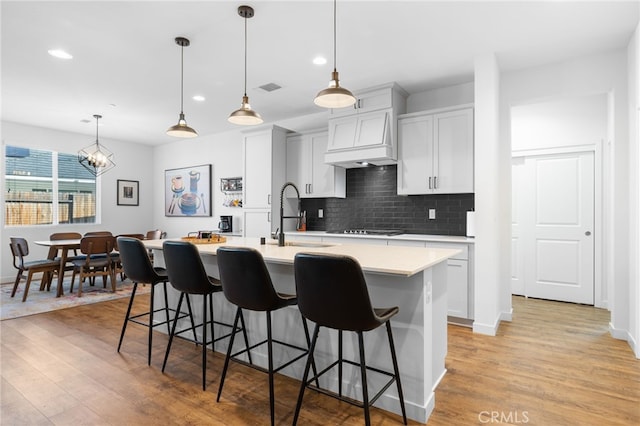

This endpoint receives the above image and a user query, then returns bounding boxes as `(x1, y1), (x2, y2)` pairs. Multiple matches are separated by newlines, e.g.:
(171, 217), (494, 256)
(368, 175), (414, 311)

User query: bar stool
(116, 236), (193, 366)
(215, 246), (315, 426)
(292, 252), (407, 426)
(161, 240), (249, 391)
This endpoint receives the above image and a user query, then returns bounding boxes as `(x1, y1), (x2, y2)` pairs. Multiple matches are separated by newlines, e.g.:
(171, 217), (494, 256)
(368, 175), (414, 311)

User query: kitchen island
(144, 237), (459, 424)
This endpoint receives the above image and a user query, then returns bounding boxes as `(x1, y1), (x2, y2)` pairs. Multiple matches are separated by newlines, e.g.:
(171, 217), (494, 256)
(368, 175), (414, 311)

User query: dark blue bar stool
(293, 252), (407, 426)
(161, 240), (250, 391)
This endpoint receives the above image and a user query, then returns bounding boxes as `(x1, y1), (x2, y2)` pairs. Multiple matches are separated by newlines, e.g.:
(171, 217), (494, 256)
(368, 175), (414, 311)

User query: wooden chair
(9, 237), (60, 302)
(49, 232), (84, 283)
(144, 229), (163, 263)
(70, 235), (117, 297)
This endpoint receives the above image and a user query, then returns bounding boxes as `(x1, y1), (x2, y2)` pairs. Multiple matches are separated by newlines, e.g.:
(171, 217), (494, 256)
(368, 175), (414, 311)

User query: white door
(513, 151), (594, 304)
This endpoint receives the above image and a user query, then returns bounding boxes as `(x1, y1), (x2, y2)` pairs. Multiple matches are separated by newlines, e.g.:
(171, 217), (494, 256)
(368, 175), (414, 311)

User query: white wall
(501, 49), (631, 343)
(1, 120), (154, 282)
(407, 82), (474, 113)
(473, 53), (507, 335)
(628, 20), (640, 358)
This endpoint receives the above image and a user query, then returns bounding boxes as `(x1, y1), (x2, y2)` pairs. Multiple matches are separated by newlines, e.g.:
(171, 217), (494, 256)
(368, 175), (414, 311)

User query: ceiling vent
(258, 82), (282, 92)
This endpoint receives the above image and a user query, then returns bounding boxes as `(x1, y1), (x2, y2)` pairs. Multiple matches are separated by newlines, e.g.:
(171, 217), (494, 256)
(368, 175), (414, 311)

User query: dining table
(33, 238), (81, 297)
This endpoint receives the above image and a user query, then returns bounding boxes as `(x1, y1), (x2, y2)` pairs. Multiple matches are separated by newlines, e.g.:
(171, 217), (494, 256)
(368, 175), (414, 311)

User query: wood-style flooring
(1, 295), (638, 425)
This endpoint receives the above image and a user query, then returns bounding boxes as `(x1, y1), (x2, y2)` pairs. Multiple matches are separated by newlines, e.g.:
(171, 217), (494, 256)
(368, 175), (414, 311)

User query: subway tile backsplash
(301, 165), (474, 236)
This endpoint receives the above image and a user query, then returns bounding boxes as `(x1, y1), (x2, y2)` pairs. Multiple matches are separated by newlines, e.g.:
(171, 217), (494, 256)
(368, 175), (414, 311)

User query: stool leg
(358, 331), (371, 426)
(300, 314), (319, 388)
(238, 309), (252, 365)
(338, 329), (343, 397)
(386, 321), (407, 425)
(266, 311), (275, 426)
(117, 282), (138, 354)
(202, 294), (208, 391)
(217, 307), (242, 402)
(148, 283), (155, 366)
(163, 282), (171, 335)
(208, 293), (215, 350)
(162, 292), (185, 373)
(293, 323), (320, 426)
(184, 294), (198, 346)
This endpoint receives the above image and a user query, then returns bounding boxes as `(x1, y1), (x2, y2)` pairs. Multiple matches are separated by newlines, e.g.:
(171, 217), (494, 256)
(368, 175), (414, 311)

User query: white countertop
(284, 230), (475, 244)
(144, 236), (459, 277)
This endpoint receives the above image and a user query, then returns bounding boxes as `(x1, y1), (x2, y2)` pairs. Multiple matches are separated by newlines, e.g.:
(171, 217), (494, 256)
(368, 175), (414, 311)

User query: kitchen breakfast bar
(143, 237), (459, 424)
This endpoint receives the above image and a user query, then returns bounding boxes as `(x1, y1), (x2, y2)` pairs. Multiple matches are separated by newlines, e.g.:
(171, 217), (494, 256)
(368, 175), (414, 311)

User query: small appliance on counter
(218, 215), (233, 233)
(466, 211), (475, 237)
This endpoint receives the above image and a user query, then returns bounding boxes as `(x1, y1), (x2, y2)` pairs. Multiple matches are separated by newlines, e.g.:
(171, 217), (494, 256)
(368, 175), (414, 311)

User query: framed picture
(117, 179), (139, 206)
(165, 164), (212, 217)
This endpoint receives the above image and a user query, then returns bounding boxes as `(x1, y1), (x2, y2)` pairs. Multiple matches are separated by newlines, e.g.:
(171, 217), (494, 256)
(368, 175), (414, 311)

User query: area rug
(0, 276), (150, 321)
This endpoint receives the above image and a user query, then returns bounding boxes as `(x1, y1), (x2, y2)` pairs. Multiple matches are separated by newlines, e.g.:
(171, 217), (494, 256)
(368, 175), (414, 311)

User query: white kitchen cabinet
(329, 84), (406, 118)
(286, 130), (345, 198)
(242, 125), (287, 236)
(397, 107), (474, 195)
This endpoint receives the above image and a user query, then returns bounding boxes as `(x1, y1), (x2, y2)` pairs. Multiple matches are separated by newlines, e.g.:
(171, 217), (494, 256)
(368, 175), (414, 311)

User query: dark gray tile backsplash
(301, 165), (474, 236)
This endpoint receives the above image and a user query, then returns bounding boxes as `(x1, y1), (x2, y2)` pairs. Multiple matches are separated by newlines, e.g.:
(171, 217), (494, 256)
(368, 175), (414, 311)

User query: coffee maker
(219, 215), (233, 233)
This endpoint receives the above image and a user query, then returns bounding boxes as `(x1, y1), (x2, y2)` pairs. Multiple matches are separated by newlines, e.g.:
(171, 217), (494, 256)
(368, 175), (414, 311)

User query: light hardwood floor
(1, 295), (638, 425)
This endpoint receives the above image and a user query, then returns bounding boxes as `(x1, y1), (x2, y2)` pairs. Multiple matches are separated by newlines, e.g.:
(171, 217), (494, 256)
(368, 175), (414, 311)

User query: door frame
(512, 143), (603, 308)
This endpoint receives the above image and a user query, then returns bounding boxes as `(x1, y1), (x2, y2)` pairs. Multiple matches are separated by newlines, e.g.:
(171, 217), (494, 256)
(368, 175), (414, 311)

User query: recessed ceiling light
(48, 49), (73, 59)
(193, 95), (205, 102)
(313, 56), (327, 65)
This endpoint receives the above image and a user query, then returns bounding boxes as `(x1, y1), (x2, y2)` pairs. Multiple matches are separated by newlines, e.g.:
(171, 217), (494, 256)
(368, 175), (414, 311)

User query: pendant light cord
(94, 115), (101, 148)
(333, 0), (337, 73)
(180, 44), (185, 114)
(243, 14), (248, 97)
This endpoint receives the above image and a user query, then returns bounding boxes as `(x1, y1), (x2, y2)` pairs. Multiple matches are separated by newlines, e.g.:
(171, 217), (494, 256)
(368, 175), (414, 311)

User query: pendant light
(167, 37), (198, 138)
(228, 5), (263, 125)
(78, 114), (115, 176)
(314, 0), (356, 109)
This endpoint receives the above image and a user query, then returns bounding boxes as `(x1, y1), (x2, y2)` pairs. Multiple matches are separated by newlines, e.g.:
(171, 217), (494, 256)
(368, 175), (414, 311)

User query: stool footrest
(304, 358), (398, 408)
(229, 337), (309, 374)
(128, 307), (189, 328)
(174, 319), (244, 347)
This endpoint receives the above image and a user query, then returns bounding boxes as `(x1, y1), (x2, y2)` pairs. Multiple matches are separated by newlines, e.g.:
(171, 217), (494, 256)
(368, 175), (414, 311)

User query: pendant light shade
(167, 37), (198, 138)
(78, 114), (115, 176)
(314, 0), (356, 109)
(228, 5), (263, 126)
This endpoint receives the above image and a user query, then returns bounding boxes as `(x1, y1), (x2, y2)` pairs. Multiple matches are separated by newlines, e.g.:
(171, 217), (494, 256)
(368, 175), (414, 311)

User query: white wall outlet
(428, 208), (436, 220)
(318, 208), (324, 218)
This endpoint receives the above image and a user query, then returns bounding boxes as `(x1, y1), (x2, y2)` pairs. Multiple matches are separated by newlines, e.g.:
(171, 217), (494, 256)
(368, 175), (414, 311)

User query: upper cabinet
(242, 125), (288, 236)
(325, 83), (408, 168)
(397, 106), (474, 195)
(286, 130), (345, 198)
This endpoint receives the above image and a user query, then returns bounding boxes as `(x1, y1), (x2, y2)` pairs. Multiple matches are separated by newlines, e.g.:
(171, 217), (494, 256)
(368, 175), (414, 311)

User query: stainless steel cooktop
(326, 229), (404, 236)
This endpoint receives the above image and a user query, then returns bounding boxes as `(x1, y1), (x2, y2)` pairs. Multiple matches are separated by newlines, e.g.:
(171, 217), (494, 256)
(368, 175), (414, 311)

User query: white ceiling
(2, 1), (638, 146)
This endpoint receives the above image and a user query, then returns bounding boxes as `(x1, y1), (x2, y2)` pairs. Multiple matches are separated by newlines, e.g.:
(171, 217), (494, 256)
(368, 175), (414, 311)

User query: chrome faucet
(278, 182), (301, 247)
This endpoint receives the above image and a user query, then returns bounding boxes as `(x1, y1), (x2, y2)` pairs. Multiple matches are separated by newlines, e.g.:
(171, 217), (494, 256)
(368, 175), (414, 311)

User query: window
(5, 145), (97, 226)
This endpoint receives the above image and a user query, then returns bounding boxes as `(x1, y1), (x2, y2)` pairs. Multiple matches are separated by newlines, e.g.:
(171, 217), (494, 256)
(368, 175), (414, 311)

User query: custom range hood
(323, 82), (407, 168)
(324, 109), (396, 168)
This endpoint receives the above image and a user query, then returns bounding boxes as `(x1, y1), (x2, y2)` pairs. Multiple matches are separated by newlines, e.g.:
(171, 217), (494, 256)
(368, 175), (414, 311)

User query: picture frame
(165, 164), (212, 217)
(117, 179), (139, 206)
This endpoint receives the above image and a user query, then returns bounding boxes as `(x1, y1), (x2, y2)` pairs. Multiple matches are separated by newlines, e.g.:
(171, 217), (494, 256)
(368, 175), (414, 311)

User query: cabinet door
(244, 133), (272, 208)
(397, 114), (433, 195)
(309, 132), (340, 197)
(243, 210), (272, 238)
(446, 259), (469, 318)
(433, 108), (474, 193)
(286, 135), (308, 193)
(329, 87), (394, 117)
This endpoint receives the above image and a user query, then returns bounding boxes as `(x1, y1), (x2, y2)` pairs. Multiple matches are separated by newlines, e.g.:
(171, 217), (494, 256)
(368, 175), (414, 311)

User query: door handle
(585, 231), (591, 236)
(429, 177), (432, 189)
(434, 176), (438, 189)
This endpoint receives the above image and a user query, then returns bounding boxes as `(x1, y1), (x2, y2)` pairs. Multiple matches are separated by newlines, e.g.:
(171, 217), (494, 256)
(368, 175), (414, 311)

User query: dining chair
(69, 235), (117, 297)
(144, 229), (163, 263)
(9, 237), (60, 302)
(49, 232), (84, 283)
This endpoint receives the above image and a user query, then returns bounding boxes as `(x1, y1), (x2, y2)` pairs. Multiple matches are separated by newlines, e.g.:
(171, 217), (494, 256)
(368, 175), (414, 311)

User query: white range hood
(324, 109), (397, 168)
